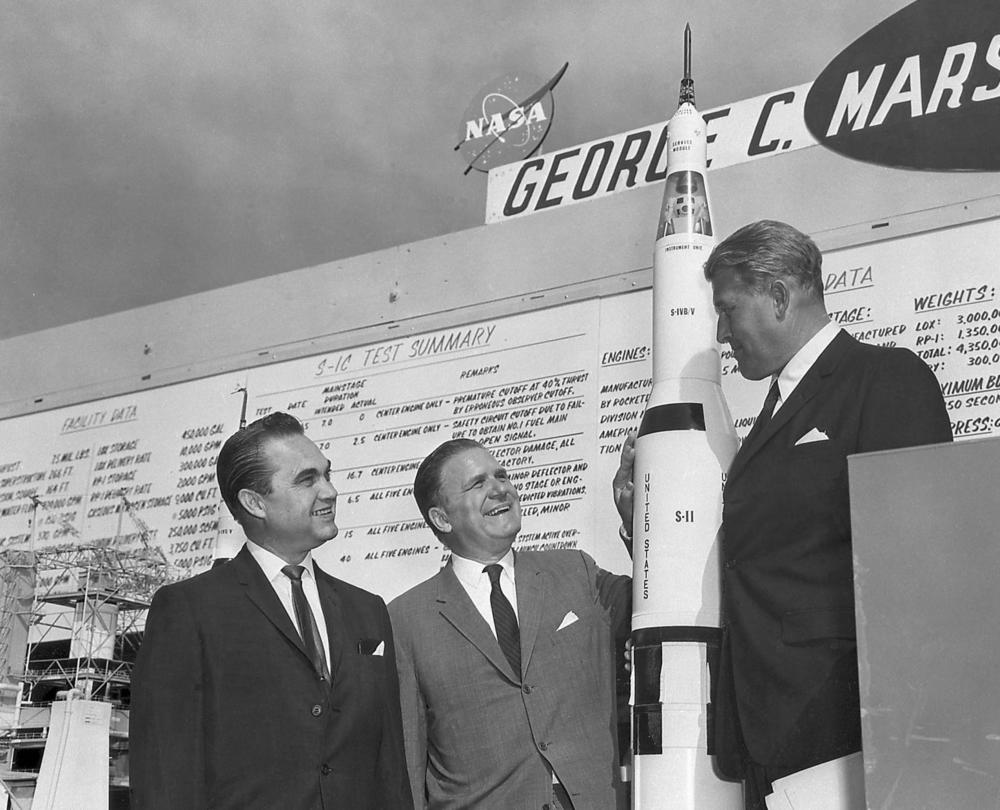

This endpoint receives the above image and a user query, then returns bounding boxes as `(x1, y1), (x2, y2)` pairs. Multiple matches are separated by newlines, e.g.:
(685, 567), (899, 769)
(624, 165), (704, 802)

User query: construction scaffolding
(0, 493), (175, 809)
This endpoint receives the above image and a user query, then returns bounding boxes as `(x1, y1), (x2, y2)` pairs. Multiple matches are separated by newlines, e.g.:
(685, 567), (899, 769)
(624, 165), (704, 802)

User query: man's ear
(237, 488), (266, 520)
(428, 505), (451, 535)
(770, 279), (790, 320)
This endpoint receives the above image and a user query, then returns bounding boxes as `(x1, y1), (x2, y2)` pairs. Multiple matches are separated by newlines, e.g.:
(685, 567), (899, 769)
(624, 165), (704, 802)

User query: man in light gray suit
(389, 438), (634, 810)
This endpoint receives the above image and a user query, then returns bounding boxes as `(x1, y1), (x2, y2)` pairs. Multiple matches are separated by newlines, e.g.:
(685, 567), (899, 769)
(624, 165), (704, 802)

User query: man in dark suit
(130, 412), (413, 810)
(389, 439), (632, 810)
(699, 220), (953, 808)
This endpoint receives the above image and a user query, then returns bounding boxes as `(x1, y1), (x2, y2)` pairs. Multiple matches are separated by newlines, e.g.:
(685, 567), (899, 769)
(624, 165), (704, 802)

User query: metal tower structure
(0, 492), (175, 809)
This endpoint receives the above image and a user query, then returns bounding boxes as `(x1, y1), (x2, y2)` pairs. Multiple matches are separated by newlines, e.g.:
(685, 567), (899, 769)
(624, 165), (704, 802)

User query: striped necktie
(745, 379), (781, 445)
(484, 564), (521, 677)
(282, 564), (332, 683)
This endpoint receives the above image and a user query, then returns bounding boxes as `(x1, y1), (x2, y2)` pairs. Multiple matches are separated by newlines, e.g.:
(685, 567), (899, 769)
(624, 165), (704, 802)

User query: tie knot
(484, 564), (503, 586)
(282, 564), (306, 582)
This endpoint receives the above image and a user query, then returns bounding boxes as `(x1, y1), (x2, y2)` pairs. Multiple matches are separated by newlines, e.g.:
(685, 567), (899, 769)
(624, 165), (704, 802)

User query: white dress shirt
(450, 548), (518, 638)
(246, 539), (332, 665)
(771, 321), (841, 416)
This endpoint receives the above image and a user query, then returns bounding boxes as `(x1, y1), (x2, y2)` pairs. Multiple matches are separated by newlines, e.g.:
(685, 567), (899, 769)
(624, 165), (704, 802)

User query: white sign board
(485, 83), (815, 223)
(1, 217), (998, 602)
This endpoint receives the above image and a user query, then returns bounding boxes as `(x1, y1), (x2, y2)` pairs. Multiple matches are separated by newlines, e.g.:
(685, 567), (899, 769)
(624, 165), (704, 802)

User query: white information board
(1, 217), (998, 602)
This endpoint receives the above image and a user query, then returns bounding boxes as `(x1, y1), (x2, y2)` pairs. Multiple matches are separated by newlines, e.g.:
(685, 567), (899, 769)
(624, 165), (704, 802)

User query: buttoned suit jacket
(130, 545), (413, 810)
(713, 331), (952, 778)
(389, 549), (631, 810)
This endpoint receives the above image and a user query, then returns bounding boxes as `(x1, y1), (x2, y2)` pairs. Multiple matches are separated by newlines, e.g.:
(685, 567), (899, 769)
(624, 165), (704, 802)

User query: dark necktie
(282, 564), (331, 682)
(745, 379), (781, 444)
(484, 564), (521, 677)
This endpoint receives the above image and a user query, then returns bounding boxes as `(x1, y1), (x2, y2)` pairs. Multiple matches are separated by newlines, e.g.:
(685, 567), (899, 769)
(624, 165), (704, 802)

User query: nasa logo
(456, 64), (567, 174)
(804, 0), (1000, 170)
(464, 101), (547, 142)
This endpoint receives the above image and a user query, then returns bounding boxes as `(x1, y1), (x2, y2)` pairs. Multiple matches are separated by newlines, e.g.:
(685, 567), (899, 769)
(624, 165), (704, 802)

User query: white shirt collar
(774, 321), (841, 407)
(451, 547), (515, 591)
(245, 538), (316, 583)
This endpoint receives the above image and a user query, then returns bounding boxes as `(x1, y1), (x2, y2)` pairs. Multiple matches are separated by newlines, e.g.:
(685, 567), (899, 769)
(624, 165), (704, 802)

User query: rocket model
(630, 26), (742, 809)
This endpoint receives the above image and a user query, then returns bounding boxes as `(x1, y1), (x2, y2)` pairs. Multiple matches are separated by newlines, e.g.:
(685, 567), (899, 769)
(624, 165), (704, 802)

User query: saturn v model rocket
(630, 26), (742, 809)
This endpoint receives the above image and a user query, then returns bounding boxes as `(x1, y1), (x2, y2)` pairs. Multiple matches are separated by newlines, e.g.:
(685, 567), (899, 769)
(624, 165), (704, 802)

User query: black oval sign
(805, 0), (1000, 171)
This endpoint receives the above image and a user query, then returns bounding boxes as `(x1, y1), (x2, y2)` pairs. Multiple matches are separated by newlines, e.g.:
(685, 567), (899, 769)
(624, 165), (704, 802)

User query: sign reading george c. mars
(804, 0), (1000, 171)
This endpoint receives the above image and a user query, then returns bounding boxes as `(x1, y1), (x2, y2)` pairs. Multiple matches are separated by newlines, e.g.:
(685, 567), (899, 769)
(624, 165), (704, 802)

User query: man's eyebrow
(294, 463), (328, 483)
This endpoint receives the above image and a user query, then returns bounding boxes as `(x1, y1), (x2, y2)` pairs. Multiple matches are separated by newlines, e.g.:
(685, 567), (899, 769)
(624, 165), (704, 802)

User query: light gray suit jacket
(389, 549), (631, 810)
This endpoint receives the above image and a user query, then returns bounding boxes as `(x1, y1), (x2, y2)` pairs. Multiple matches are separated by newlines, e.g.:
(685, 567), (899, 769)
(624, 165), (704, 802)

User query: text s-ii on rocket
(630, 25), (742, 809)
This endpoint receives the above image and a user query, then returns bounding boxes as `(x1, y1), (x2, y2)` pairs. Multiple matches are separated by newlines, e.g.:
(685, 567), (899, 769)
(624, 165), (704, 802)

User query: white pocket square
(372, 641), (385, 656)
(557, 611), (579, 631)
(795, 428), (829, 445)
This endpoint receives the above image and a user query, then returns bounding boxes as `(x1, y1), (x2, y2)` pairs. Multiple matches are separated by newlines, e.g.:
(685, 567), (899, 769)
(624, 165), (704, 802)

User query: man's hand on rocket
(612, 431), (637, 539)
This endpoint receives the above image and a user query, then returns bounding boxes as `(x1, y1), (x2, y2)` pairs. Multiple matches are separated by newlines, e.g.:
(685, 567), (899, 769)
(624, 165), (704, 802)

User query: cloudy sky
(1, 0), (909, 340)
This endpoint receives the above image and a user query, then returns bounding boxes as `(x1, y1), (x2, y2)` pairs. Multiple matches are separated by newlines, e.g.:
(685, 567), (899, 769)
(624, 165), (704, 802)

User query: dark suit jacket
(714, 331), (952, 778)
(389, 550), (631, 810)
(130, 545), (413, 810)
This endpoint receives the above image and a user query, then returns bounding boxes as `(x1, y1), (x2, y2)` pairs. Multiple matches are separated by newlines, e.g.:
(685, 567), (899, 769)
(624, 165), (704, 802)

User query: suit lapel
(514, 554), (544, 674)
(728, 331), (853, 483)
(435, 562), (521, 682)
(315, 567), (345, 679)
(232, 547), (309, 660)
